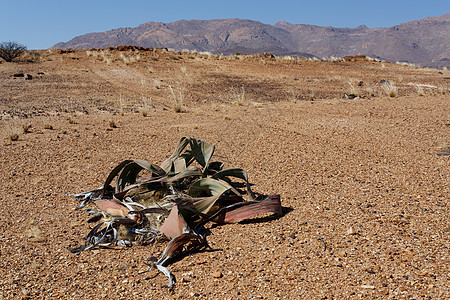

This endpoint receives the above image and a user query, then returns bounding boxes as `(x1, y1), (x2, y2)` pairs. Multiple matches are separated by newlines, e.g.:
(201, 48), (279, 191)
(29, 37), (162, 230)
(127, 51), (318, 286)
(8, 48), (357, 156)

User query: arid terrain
(53, 14), (450, 68)
(0, 48), (449, 299)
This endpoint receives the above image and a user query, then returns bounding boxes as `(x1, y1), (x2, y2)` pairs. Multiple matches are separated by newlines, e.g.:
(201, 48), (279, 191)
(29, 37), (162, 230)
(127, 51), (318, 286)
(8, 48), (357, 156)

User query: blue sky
(1, 0), (449, 49)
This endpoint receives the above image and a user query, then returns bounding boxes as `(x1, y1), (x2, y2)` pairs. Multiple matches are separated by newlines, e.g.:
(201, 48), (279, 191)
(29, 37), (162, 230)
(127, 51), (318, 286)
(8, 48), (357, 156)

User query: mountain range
(53, 14), (450, 68)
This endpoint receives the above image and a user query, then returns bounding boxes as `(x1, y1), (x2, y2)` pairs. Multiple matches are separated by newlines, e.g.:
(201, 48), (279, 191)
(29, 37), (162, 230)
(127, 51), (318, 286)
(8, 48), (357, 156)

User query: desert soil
(0, 49), (449, 299)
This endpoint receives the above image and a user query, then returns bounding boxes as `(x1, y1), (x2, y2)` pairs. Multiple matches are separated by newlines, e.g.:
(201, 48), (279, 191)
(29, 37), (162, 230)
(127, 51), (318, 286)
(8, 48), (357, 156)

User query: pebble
(346, 227), (356, 235)
(211, 271), (223, 278)
(361, 285), (375, 289)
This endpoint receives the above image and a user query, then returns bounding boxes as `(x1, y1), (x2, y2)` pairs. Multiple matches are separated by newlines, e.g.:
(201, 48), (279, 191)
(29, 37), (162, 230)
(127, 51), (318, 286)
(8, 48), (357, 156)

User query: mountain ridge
(53, 14), (450, 67)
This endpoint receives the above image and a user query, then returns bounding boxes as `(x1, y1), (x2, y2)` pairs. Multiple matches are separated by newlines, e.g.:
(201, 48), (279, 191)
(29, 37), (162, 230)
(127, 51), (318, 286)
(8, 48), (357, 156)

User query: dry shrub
(23, 225), (47, 242)
(416, 85), (425, 96)
(22, 123), (32, 133)
(381, 81), (398, 97)
(3, 121), (21, 141)
(109, 119), (117, 128)
(169, 85), (185, 113)
(229, 85), (246, 105)
(140, 95), (152, 116)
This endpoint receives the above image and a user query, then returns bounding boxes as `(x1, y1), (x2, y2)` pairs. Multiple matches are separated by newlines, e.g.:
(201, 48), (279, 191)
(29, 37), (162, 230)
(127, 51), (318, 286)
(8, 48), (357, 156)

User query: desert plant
(140, 95), (152, 116)
(153, 79), (161, 89)
(70, 137), (282, 287)
(283, 88), (301, 102)
(108, 119), (117, 128)
(381, 81), (398, 97)
(22, 123), (32, 133)
(230, 85), (246, 105)
(169, 85), (185, 112)
(3, 121), (21, 141)
(21, 50), (40, 62)
(9, 132), (19, 141)
(416, 85), (425, 96)
(0, 41), (27, 62)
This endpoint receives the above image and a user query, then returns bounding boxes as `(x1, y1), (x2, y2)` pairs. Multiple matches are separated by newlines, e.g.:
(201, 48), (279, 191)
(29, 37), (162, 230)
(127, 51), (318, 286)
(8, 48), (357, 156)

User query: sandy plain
(0, 49), (449, 299)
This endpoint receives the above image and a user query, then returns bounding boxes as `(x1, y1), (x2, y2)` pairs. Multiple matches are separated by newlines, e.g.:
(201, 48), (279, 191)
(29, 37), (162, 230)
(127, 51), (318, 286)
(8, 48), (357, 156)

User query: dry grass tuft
(4, 121), (22, 141)
(381, 81), (398, 97)
(153, 79), (161, 89)
(140, 95), (152, 116)
(109, 119), (118, 128)
(230, 85), (246, 105)
(169, 85), (185, 113)
(416, 85), (425, 96)
(23, 225), (47, 242)
(22, 123), (32, 133)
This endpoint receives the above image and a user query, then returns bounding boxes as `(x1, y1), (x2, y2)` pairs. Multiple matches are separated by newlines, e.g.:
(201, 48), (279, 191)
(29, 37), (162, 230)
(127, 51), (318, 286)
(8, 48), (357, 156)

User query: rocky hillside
(53, 14), (450, 67)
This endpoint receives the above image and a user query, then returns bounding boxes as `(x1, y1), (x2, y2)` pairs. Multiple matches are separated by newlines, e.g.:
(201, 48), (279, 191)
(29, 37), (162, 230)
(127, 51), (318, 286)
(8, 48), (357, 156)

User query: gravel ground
(0, 50), (449, 299)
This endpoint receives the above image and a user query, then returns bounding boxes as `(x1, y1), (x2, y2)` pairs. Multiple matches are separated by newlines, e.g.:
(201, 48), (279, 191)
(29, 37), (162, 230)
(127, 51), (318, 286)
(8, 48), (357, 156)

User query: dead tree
(0, 41), (27, 62)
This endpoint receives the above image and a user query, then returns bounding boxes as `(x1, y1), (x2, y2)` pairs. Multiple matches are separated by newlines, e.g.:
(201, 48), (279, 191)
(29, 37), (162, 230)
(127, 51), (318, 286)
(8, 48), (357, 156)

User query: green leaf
(164, 166), (203, 183)
(188, 178), (233, 197)
(187, 178), (243, 216)
(116, 160), (166, 193)
(212, 168), (256, 200)
(191, 196), (221, 215)
(160, 137), (215, 175)
(102, 160), (134, 194)
(188, 138), (215, 170)
(160, 137), (190, 173)
(134, 159), (166, 177)
(211, 168), (248, 181)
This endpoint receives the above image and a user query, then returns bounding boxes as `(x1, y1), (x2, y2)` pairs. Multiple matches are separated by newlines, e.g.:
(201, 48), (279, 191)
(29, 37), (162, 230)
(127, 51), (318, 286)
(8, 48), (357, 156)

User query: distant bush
(0, 41), (27, 62)
(381, 81), (398, 97)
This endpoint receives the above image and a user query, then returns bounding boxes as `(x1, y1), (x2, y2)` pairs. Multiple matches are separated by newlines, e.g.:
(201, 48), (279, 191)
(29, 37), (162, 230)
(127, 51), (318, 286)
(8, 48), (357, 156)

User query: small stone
(346, 227), (356, 235)
(361, 285), (375, 289)
(181, 277), (190, 283)
(211, 271), (223, 278)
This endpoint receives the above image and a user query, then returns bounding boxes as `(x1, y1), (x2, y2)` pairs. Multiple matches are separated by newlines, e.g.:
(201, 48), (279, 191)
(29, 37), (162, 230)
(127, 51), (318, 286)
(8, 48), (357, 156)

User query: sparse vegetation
(0, 41), (27, 62)
(140, 95), (152, 116)
(21, 50), (41, 62)
(416, 84), (425, 96)
(0, 46), (449, 298)
(381, 81), (398, 97)
(3, 121), (21, 141)
(230, 85), (246, 105)
(169, 85), (185, 113)
(108, 119), (117, 128)
(22, 123), (32, 133)
(153, 79), (161, 89)
(9, 132), (19, 141)
(283, 88), (301, 102)
(118, 94), (125, 116)
(69, 137), (282, 287)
